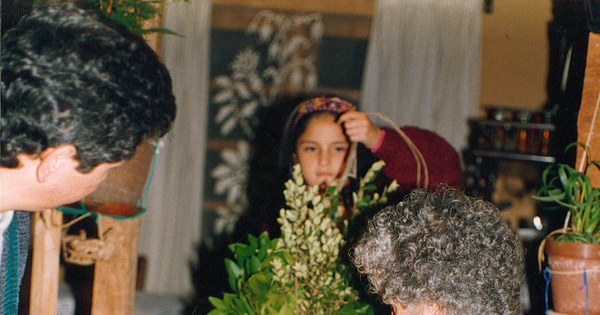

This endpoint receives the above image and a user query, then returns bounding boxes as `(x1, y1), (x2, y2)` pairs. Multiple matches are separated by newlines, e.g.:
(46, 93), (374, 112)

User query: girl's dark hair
(280, 110), (345, 171)
(279, 96), (380, 180)
(280, 96), (353, 172)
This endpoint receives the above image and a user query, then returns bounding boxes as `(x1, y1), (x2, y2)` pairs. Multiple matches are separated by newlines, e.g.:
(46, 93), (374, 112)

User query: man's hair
(1, 0), (176, 172)
(352, 187), (525, 315)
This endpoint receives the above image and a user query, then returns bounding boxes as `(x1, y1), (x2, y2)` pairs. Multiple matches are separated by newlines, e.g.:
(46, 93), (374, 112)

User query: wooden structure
(29, 211), (142, 315)
(577, 32), (600, 183)
(212, 0), (374, 39)
(28, 143), (155, 314)
(29, 209), (63, 315)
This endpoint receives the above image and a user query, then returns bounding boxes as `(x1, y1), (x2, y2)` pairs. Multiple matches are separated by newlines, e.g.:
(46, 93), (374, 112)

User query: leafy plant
(533, 142), (600, 243)
(208, 161), (397, 314)
(352, 160), (399, 216)
(37, 0), (183, 35)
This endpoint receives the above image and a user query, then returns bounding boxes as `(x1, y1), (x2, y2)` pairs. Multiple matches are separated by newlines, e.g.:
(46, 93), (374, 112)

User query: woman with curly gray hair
(352, 187), (525, 315)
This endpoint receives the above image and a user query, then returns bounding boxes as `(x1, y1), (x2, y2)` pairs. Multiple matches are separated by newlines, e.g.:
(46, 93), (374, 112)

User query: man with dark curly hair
(352, 187), (525, 315)
(0, 0), (176, 312)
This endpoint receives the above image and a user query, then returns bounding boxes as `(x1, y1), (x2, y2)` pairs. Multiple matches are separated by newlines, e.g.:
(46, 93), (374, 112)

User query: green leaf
(248, 234), (258, 248)
(233, 297), (255, 315)
(206, 308), (227, 315)
(273, 302), (295, 315)
(229, 242), (249, 259)
(230, 241), (254, 266)
(337, 301), (375, 314)
(363, 184), (377, 191)
(207, 294), (240, 314)
(259, 231), (270, 245)
(208, 296), (230, 310)
(248, 255), (262, 274)
(256, 235), (271, 261)
(363, 195), (372, 204)
(535, 142), (600, 243)
(245, 273), (270, 300)
(225, 258), (242, 292)
(356, 201), (368, 208)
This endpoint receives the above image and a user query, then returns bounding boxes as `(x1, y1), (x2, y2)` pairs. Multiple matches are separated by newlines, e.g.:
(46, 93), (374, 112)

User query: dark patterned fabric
(0, 211), (31, 314)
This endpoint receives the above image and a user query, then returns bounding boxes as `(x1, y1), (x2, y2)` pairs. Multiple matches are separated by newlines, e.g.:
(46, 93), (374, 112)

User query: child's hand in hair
(338, 110), (382, 150)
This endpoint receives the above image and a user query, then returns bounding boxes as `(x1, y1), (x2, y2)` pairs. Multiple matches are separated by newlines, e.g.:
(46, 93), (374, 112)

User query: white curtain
(360, 0), (481, 152)
(138, 0), (211, 296)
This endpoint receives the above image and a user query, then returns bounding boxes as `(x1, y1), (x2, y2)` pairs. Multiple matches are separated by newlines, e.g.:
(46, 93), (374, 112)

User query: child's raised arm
(337, 110), (382, 150)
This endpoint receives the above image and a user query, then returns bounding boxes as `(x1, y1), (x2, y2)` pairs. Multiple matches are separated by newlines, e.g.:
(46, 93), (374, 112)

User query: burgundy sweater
(373, 127), (464, 194)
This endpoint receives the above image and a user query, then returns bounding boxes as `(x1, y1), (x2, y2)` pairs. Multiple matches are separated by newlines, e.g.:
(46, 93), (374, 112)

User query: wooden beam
(577, 32), (600, 185)
(212, 0), (374, 17)
(90, 216), (141, 315)
(29, 209), (63, 315)
(212, 2), (373, 38)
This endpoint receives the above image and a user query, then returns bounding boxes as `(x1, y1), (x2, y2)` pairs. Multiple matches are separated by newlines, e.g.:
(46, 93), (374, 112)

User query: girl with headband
(237, 96), (464, 239)
(280, 96), (463, 193)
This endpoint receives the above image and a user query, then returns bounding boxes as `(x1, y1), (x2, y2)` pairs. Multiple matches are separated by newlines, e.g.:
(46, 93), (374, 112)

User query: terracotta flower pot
(545, 237), (600, 315)
(62, 141), (157, 218)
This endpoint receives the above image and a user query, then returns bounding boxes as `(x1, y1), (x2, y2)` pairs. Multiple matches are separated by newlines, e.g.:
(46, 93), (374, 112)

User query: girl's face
(295, 113), (349, 188)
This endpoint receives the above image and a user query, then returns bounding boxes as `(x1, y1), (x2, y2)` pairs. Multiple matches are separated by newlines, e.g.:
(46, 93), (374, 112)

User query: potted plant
(534, 143), (600, 315)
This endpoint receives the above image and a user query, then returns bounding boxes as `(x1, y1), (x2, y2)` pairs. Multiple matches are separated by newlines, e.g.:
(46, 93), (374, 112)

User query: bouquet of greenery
(208, 161), (398, 314)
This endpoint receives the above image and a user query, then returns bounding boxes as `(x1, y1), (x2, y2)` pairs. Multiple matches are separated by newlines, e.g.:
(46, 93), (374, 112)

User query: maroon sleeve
(372, 127), (464, 193)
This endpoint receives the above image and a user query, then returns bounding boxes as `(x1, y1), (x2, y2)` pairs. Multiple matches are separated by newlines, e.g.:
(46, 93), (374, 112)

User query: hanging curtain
(360, 0), (481, 152)
(138, 0), (211, 296)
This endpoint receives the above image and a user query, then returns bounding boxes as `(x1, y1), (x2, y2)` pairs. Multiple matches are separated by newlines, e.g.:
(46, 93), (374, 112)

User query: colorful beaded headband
(293, 96), (355, 126)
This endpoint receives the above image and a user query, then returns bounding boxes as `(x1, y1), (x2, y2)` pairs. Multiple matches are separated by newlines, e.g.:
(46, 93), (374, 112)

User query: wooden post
(29, 209), (63, 315)
(577, 32), (600, 185)
(90, 216), (142, 315)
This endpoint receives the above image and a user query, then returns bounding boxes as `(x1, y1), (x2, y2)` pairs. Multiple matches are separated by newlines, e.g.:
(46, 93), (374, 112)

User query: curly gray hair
(352, 187), (525, 314)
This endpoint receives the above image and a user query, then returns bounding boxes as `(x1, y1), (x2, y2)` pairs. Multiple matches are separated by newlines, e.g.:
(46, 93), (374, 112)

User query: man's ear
(36, 144), (78, 183)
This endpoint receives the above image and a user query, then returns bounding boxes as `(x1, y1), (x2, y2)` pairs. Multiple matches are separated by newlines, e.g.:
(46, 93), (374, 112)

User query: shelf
(471, 150), (555, 163)
(468, 118), (555, 131)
